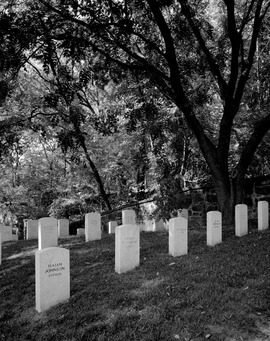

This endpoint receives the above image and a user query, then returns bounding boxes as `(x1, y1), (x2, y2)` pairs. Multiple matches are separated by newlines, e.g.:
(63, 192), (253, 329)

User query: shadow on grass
(1, 227), (270, 340)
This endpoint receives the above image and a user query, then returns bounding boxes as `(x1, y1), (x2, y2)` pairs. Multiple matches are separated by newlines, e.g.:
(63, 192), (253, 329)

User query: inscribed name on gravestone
(258, 201), (269, 231)
(108, 221), (118, 234)
(207, 211), (222, 246)
(235, 204), (248, 237)
(58, 219), (69, 237)
(122, 210), (136, 225)
(85, 212), (101, 241)
(26, 220), (38, 240)
(115, 224), (140, 274)
(35, 247), (70, 313)
(169, 217), (188, 257)
(38, 217), (58, 250)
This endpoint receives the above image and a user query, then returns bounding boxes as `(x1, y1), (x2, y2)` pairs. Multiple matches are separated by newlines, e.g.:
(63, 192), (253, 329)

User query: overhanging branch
(179, 0), (227, 100)
(237, 112), (270, 174)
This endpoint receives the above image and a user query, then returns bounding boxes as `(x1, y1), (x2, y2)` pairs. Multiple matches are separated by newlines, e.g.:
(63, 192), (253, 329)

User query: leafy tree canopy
(1, 0), (270, 223)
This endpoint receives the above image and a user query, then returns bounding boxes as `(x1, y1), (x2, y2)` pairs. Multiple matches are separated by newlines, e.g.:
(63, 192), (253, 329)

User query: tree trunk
(73, 124), (112, 211)
(213, 172), (245, 226)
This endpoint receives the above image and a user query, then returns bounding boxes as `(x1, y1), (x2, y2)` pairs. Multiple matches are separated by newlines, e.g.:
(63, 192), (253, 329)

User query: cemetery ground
(1, 223), (270, 341)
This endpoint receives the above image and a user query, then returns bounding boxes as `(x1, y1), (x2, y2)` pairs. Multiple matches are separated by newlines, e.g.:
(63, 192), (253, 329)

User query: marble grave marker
(38, 217), (58, 250)
(85, 212), (101, 241)
(58, 219), (69, 237)
(26, 220), (38, 240)
(235, 204), (248, 237)
(169, 217), (188, 257)
(108, 221), (118, 234)
(258, 201), (269, 231)
(207, 211), (222, 246)
(122, 209), (136, 225)
(35, 247), (70, 313)
(115, 224), (140, 274)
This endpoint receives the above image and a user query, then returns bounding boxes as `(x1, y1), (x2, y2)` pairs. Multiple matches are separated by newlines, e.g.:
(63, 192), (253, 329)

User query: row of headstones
(108, 208), (188, 233)
(37, 201), (269, 312)
(0, 201), (268, 262)
(1, 213), (110, 312)
(34, 212), (136, 312)
(1, 201), (269, 313)
(34, 201), (269, 312)
(25, 208), (187, 241)
(27, 210), (138, 241)
(25, 218), (70, 240)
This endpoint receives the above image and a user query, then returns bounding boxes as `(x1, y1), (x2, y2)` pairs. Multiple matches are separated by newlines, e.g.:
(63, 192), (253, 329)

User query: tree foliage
(1, 0), (270, 223)
(27, 0), (270, 222)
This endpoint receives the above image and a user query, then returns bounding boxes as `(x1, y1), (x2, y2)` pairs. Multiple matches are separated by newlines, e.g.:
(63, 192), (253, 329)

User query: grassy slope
(1, 224), (270, 341)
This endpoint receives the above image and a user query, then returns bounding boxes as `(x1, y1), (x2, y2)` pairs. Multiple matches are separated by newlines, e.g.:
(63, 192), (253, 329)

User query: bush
(48, 198), (86, 219)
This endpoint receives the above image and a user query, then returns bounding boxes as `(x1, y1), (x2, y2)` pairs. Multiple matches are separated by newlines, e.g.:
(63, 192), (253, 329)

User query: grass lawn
(1, 223), (270, 341)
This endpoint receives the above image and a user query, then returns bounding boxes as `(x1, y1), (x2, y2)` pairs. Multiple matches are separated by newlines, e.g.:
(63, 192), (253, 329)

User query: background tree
(33, 0), (270, 223)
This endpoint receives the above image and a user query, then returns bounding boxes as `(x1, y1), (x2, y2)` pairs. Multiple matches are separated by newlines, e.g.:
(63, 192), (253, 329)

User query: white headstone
(85, 212), (101, 241)
(258, 201), (269, 231)
(26, 220), (38, 239)
(178, 209), (189, 220)
(153, 219), (166, 231)
(142, 220), (154, 232)
(58, 219), (69, 237)
(108, 221), (118, 234)
(122, 210), (136, 225)
(235, 204), (248, 237)
(35, 247), (70, 313)
(169, 217), (188, 257)
(115, 224), (140, 274)
(0, 225), (12, 242)
(138, 221), (146, 231)
(38, 217), (58, 250)
(207, 211), (222, 246)
(77, 228), (85, 236)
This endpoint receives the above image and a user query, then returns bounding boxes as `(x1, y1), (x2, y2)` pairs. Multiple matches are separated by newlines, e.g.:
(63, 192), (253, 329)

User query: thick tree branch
(237, 113), (270, 175)
(145, 0), (183, 93)
(217, 1), (264, 167)
(72, 120), (112, 210)
(261, 0), (270, 17)
(38, 0), (175, 100)
(179, 0), (228, 100)
(145, 0), (219, 168)
(234, 0), (263, 110)
(239, 0), (256, 34)
(223, 0), (241, 104)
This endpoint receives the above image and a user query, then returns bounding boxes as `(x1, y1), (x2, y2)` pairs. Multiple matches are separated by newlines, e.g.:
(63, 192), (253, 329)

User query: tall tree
(23, 0), (270, 222)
